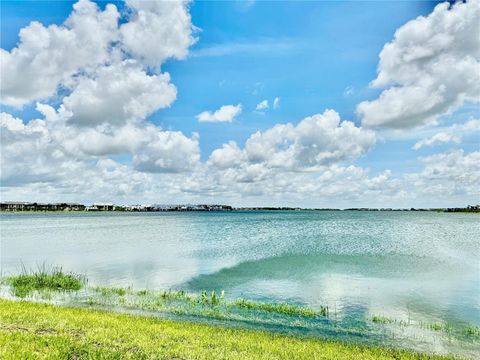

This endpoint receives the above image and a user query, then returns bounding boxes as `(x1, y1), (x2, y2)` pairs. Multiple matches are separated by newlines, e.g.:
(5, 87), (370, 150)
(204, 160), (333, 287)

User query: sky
(0, 0), (479, 208)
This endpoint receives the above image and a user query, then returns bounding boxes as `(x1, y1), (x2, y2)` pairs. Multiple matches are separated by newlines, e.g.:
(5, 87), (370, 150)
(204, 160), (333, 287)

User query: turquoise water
(1, 211), (479, 356)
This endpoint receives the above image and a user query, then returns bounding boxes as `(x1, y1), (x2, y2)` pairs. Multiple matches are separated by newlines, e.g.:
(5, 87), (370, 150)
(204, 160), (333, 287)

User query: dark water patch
(183, 252), (453, 292)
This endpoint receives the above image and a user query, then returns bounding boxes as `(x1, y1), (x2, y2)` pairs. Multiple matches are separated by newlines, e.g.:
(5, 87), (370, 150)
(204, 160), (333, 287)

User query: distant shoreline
(1, 207), (479, 213)
(1, 201), (479, 213)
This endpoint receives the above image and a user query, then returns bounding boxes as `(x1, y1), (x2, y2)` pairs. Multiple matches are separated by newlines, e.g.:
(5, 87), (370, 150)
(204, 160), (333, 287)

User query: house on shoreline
(0, 202), (86, 211)
(1, 201), (478, 213)
(0, 202), (233, 212)
(86, 203), (115, 211)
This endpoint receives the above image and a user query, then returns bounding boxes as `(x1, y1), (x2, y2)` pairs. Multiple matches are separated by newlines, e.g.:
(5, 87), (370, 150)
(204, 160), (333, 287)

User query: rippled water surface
(1, 211), (479, 356)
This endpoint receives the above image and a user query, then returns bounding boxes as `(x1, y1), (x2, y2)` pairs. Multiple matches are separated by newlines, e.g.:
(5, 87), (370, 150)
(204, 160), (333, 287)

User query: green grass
(234, 298), (321, 317)
(369, 315), (480, 340)
(88, 287), (329, 320)
(371, 316), (409, 327)
(0, 299), (456, 360)
(3, 268), (85, 298)
(2, 269), (477, 345)
(422, 322), (450, 332)
(464, 326), (480, 336)
(86, 287), (326, 320)
(93, 286), (128, 296)
(372, 316), (395, 324)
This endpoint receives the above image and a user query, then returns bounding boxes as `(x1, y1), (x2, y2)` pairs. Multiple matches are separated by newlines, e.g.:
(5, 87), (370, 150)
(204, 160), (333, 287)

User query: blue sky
(0, 0), (478, 207)
(165, 1), (436, 155)
(1, 1), (442, 157)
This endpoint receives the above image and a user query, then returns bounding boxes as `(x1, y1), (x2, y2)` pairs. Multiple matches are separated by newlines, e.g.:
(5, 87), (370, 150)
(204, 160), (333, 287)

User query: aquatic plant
(371, 316), (408, 327)
(160, 289), (189, 301)
(84, 285), (324, 320)
(199, 290), (223, 305)
(371, 316), (395, 324)
(86, 297), (100, 306)
(464, 325), (480, 336)
(1, 268), (333, 322)
(234, 298), (319, 317)
(3, 267), (85, 298)
(94, 286), (127, 296)
(319, 305), (329, 317)
(370, 315), (480, 339)
(422, 322), (448, 332)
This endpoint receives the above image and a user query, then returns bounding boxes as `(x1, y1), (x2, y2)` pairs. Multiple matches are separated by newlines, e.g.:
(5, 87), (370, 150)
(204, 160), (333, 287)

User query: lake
(1, 211), (479, 356)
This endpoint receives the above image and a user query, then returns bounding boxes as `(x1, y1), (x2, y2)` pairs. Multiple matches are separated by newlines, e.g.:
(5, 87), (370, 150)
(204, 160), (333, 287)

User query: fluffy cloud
(189, 148), (479, 207)
(2, 0), (478, 207)
(407, 150), (480, 196)
(62, 60), (177, 127)
(255, 100), (269, 111)
(2, 106), (477, 206)
(357, 0), (480, 128)
(196, 104), (242, 123)
(200, 109), (379, 203)
(178, 162), (405, 207)
(412, 119), (480, 150)
(120, 0), (196, 68)
(209, 109), (376, 171)
(208, 141), (244, 170)
(133, 131), (200, 173)
(256, 98), (280, 112)
(0, 108), (200, 197)
(413, 132), (459, 150)
(0, 0), (119, 107)
(0, 0), (195, 108)
(1, 112), (82, 186)
(0, 0), (200, 192)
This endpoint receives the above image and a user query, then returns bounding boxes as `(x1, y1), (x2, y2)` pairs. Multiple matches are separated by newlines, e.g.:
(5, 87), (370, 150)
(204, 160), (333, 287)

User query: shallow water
(1, 211), (479, 356)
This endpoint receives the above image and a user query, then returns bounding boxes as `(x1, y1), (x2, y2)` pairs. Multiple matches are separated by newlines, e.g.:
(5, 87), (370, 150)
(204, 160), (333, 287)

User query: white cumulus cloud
(413, 132), (460, 150)
(1, 0), (479, 208)
(120, 0), (196, 68)
(196, 104), (242, 123)
(209, 109), (376, 172)
(412, 118), (480, 150)
(357, 0), (480, 129)
(0, 0), (195, 108)
(407, 150), (480, 197)
(255, 100), (269, 111)
(0, 0), (201, 198)
(62, 60), (177, 127)
(0, 0), (119, 107)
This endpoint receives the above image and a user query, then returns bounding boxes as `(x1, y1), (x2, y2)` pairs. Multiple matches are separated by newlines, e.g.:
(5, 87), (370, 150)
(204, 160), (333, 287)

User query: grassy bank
(3, 267), (84, 297)
(0, 299), (455, 360)
(3, 269), (329, 321)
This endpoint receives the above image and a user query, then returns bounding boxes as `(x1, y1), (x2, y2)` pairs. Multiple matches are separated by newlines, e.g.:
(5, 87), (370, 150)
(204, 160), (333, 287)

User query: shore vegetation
(0, 299), (456, 360)
(1, 269), (478, 359)
(3, 267), (85, 298)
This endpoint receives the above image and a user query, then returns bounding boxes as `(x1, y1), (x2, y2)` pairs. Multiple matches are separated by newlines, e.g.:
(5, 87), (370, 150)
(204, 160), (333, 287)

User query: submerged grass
(0, 299), (456, 359)
(3, 269), (478, 347)
(91, 287), (327, 319)
(3, 267), (85, 298)
(93, 286), (127, 296)
(370, 315), (480, 339)
(464, 325), (480, 336)
(371, 315), (407, 326)
(233, 298), (323, 317)
(87, 287), (327, 320)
